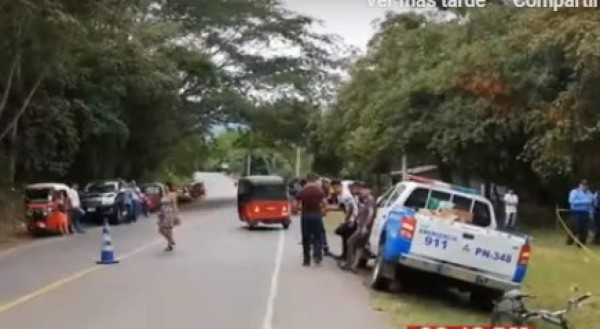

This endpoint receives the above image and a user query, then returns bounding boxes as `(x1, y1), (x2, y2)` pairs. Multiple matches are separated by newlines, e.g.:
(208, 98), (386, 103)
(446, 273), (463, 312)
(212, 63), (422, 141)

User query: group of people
(294, 174), (376, 272)
(567, 179), (600, 246)
(47, 179), (180, 252)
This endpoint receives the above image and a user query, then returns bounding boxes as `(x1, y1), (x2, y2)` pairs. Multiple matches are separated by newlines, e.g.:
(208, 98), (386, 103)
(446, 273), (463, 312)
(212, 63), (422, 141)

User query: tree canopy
(311, 7), (600, 201)
(0, 0), (346, 184)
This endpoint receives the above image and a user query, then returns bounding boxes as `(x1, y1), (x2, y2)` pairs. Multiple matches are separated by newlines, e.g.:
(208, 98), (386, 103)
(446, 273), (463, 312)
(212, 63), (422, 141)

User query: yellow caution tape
(555, 206), (600, 263)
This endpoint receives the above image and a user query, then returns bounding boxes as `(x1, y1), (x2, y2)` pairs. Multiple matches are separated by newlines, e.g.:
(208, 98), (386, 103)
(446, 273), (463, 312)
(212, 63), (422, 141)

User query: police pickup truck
(368, 175), (531, 309)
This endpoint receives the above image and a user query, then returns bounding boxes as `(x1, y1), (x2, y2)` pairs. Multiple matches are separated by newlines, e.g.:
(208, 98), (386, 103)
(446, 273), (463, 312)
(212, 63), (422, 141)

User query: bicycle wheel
(491, 311), (525, 326)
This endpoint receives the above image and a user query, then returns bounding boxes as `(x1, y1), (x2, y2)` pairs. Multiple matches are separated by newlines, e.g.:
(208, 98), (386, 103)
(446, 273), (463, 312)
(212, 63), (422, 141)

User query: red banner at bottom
(407, 326), (536, 329)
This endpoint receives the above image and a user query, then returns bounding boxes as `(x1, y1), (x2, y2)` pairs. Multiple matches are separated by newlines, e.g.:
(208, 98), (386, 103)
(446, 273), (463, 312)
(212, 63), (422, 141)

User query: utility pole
(246, 153), (251, 176)
(401, 154), (407, 180)
(295, 146), (301, 178)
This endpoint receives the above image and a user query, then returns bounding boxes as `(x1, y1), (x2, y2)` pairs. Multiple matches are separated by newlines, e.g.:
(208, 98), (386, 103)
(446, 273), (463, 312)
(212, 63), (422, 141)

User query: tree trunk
(0, 71), (46, 142)
(5, 123), (18, 183)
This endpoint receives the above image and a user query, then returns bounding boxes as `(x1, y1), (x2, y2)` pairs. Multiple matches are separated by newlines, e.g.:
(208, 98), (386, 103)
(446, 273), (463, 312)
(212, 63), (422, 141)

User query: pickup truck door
(369, 184), (405, 255)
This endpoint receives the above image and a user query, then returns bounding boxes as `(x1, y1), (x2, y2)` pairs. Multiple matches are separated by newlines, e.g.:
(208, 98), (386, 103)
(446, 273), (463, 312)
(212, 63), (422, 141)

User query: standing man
(319, 178), (333, 257)
(342, 182), (375, 272)
(503, 189), (519, 230)
(335, 182), (359, 261)
(67, 184), (85, 233)
(567, 180), (594, 246)
(592, 189), (600, 245)
(296, 173), (328, 266)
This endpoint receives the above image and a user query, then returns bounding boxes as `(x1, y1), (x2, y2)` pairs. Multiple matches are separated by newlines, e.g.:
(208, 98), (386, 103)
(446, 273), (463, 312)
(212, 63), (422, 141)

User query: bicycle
(491, 289), (592, 329)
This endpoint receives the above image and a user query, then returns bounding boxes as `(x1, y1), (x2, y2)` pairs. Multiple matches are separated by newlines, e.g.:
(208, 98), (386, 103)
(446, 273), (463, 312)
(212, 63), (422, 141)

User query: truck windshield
(25, 188), (51, 201)
(87, 183), (117, 194)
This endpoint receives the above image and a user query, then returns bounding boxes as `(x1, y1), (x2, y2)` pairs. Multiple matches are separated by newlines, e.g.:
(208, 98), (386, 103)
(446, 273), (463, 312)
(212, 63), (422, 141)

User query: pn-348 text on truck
(368, 176), (531, 310)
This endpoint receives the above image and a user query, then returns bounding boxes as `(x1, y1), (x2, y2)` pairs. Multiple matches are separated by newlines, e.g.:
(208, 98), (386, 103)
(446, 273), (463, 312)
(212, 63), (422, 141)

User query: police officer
(567, 180), (594, 246)
(341, 181), (375, 272)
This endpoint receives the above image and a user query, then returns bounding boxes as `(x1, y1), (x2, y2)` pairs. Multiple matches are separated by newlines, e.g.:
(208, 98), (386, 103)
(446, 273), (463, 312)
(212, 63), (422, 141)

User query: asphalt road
(0, 173), (389, 329)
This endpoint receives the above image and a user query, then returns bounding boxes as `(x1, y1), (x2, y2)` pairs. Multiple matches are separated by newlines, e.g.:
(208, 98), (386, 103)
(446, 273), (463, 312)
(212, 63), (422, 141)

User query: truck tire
(470, 288), (500, 311)
(109, 206), (122, 226)
(370, 252), (391, 291)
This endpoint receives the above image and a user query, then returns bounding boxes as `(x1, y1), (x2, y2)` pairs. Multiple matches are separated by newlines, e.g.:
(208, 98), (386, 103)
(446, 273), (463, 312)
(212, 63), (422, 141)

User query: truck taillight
(399, 216), (416, 239)
(518, 244), (530, 265)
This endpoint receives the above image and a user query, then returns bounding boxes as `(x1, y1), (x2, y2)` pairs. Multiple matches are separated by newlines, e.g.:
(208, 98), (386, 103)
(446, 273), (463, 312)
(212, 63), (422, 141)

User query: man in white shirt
(68, 184), (85, 233)
(334, 182), (359, 260)
(503, 189), (519, 230)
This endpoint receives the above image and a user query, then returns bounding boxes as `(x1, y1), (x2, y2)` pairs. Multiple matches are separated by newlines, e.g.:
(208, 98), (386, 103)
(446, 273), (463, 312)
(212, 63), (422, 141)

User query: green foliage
(314, 7), (600, 201)
(0, 0), (344, 184)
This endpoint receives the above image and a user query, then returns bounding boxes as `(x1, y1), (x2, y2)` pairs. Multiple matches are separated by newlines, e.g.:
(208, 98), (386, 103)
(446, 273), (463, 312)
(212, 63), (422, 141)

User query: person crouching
(341, 182), (375, 273)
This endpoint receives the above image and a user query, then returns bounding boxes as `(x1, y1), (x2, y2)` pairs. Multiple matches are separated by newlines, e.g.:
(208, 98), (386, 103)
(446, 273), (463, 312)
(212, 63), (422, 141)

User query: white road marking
(261, 229), (286, 329)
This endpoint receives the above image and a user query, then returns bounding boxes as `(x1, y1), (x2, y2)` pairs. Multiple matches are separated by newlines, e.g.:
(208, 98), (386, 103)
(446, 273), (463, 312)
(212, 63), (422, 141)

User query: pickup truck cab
(368, 175), (531, 309)
(81, 180), (129, 225)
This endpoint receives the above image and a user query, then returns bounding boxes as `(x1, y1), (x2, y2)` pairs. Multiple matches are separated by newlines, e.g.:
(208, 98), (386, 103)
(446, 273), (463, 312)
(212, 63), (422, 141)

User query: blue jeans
(69, 208), (85, 233)
(301, 212), (324, 263)
(125, 203), (134, 222)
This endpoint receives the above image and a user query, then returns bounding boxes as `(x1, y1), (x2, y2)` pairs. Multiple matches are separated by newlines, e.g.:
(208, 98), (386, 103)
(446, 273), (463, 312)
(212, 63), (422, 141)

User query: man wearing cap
(296, 173), (328, 266)
(567, 179), (595, 246)
(342, 181), (376, 272)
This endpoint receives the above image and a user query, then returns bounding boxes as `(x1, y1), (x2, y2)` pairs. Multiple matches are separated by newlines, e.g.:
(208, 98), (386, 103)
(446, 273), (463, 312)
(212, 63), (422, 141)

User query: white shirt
(67, 188), (81, 208)
(340, 193), (358, 222)
(504, 193), (518, 214)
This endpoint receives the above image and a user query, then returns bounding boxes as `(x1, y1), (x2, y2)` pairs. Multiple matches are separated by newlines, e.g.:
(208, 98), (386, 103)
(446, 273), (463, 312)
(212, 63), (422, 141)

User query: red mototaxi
(24, 183), (71, 234)
(140, 182), (166, 212)
(190, 181), (205, 199)
(237, 175), (291, 230)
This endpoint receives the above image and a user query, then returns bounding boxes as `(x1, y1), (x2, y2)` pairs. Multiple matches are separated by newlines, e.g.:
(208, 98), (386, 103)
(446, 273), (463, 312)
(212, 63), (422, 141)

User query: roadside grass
(0, 189), (29, 252)
(324, 211), (600, 328)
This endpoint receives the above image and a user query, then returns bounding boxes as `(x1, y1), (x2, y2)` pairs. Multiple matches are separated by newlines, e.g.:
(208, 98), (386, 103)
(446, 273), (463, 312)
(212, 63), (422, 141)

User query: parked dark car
(81, 180), (130, 225)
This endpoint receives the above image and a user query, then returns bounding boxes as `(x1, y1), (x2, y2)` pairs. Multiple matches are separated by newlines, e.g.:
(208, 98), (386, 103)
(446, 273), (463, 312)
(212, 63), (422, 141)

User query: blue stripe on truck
(382, 207), (414, 262)
(512, 264), (528, 283)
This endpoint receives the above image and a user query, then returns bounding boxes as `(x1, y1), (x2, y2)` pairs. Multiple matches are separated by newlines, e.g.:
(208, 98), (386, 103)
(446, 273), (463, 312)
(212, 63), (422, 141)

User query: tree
(313, 6), (600, 203)
(0, 0), (345, 184)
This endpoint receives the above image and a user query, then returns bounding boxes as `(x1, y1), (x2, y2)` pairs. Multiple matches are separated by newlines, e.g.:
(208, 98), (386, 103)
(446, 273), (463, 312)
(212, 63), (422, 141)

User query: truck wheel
(109, 207), (122, 226)
(370, 253), (391, 291)
(470, 288), (500, 311)
(282, 222), (290, 230)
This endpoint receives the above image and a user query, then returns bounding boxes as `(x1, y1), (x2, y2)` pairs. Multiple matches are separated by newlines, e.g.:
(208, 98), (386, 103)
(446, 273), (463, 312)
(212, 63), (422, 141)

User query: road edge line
(261, 229), (285, 329)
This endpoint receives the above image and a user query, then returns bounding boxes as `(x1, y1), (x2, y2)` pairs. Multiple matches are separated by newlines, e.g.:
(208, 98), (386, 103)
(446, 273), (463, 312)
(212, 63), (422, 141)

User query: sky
(282, 0), (408, 50)
(212, 1), (406, 135)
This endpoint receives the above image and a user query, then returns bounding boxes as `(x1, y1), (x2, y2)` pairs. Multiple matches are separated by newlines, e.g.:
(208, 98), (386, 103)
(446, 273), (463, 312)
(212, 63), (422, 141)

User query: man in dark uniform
(296, 173), (328, 266)
(342, 181), (376, 272)
(319, 178), (333, 257)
